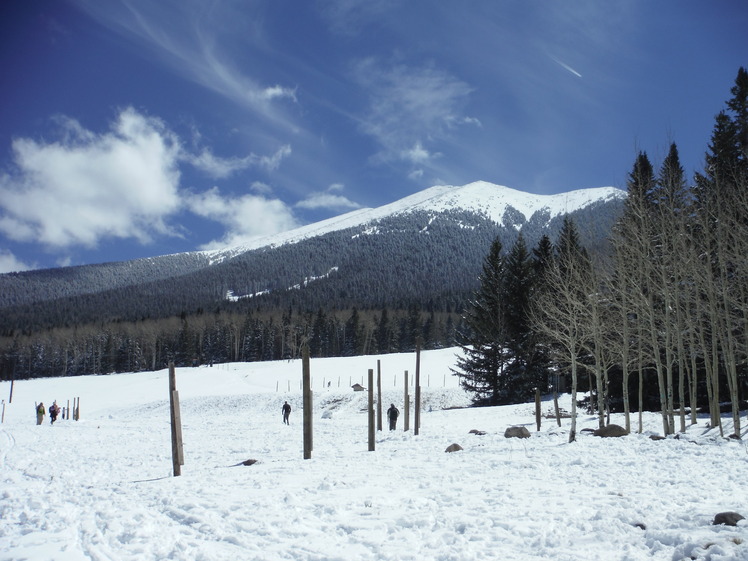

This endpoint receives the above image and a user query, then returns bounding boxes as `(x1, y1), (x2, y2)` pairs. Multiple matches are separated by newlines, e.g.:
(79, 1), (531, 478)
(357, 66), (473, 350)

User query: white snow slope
(2, 347), (746, 561)
(204, 181), (626, 261)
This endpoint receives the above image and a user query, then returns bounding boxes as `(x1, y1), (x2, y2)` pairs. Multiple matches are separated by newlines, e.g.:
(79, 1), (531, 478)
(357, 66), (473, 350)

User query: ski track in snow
(1, 349), (747, 561)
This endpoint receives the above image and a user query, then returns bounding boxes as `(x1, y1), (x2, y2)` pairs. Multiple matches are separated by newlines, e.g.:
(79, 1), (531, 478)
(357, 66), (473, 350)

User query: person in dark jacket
(282, 401), (291, 424)
(387, 403), (399, 430)
(49, 401), (59, 424)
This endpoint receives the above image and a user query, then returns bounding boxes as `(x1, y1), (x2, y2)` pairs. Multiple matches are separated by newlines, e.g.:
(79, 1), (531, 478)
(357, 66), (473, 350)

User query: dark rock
(649, 435), (666, 441)
(593, 424), (629, 438)
(713, 512), (745, 526)
(242, 459), (258, 466)
(633, 522), (646, 530)
(469, 429), (486, 435)
(445, 443), (463, 453)
(504, 426), (531, 439)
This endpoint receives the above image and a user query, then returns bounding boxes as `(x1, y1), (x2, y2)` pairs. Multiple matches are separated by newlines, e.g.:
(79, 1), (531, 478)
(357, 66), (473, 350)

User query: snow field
(1, 348), (747, 561)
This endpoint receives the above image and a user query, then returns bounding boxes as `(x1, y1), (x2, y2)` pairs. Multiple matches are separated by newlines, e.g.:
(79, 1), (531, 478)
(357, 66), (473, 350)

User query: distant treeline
(0, 306), (462, 379)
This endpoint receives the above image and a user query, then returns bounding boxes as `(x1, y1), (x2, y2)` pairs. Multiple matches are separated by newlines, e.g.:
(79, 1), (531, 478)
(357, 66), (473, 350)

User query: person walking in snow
(36, 402), (45, 425)
(387, 403), (399, 431)
(282, 401), (291, 424)
(49, 401), (59, 424)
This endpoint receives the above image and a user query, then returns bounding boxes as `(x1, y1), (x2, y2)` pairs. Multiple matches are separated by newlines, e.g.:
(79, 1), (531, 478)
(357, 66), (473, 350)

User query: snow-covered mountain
(0, 181), (626, 332)
(205, 181), (625, 262)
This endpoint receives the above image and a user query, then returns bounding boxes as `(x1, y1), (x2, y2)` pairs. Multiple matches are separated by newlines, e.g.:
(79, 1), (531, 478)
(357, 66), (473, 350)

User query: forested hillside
(0, 196), (623, 379)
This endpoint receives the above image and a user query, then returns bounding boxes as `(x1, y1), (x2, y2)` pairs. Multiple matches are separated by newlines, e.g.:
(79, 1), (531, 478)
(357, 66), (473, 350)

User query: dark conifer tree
(499, 234), (539, 402)
(343, 308), (361, 357)
(451, 238), (508, 405)
(375, 308), (392, 354)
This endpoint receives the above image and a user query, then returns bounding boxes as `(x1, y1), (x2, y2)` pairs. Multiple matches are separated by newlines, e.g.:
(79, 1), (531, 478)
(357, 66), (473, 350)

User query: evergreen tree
(500, 234), (541, 402)
(451, 238), (508, 405)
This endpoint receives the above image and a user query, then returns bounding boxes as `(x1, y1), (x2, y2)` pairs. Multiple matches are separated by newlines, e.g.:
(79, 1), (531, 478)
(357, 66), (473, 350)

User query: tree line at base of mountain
(0, 305), (464, 380)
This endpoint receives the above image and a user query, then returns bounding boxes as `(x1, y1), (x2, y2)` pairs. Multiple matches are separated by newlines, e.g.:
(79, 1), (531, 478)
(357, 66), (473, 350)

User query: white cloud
(0, 249), (34, 273)
(259, 85), (298, 102)
(186, 144), (292, 178)
(188, 187), (300, 250)
(0, 108), (183, 249)
(401, 141), (439, 164)
(295, 184), (362, 211)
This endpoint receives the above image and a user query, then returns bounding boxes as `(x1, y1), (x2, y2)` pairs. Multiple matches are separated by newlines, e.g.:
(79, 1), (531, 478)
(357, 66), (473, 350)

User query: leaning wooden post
(376, 360), (383, 431)
(8, 375), (14, 403)
(403, 370), (410, 431)
(535, 388), (542, 431)
(1, 400), (5, 423)
(302, 344), (313, 459)
(414, 341), (421, 436)
(169, 362), (184, 476)
(368, 368), (375, 451)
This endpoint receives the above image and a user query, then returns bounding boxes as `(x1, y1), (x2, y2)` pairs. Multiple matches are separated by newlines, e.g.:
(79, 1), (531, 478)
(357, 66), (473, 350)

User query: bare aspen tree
(530, 220), (592, 443)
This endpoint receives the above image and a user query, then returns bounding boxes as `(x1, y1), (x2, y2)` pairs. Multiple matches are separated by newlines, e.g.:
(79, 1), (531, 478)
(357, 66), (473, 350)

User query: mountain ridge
(203, 181), (625, 262)
(0, 181), (626, 334)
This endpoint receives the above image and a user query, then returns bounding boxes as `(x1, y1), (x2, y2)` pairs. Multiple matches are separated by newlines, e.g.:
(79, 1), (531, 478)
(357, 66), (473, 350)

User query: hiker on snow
(49, 401), (60, 424)
(36, 402), (45, 425)
(282, 401), (291, 424)
(387, 403), (399, 430)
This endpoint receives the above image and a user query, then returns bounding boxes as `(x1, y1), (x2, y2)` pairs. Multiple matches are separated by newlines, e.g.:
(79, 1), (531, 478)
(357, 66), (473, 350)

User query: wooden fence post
(302, 344), (313, 459)
(1, 400), (5, 423)
(376, 360), (382, 431)
(169, 362), (184, 476)
(414, 341), (421, 436)
(8, 376), (14, 403)
(368, 368), (375, 451)
(403, 370), (410, 431)
(535, 388), (542, 431)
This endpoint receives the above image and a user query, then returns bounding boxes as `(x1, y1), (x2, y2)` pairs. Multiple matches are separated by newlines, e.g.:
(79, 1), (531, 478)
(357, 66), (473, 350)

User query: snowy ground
(1, 347), (747, 561)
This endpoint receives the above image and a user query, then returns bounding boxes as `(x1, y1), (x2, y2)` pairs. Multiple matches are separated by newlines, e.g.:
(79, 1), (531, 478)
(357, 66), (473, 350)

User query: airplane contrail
(551, 56), (582, 78)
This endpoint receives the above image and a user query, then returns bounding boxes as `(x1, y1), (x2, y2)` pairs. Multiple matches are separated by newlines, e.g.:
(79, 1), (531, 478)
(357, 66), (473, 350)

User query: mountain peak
(204, 181), (625, 261)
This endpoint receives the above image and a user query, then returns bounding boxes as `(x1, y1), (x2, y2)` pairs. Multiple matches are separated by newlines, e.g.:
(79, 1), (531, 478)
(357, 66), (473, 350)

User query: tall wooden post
(414, 341), (421, 436)
(403, 370), (410, 431)
(376, 360), (383, 431)
(535, 388), (542, 431)
(169, 362), (184, 476)
(8, 376), (14, 403)
(302, 344), (313, 459)
(368, 369), (375, 451)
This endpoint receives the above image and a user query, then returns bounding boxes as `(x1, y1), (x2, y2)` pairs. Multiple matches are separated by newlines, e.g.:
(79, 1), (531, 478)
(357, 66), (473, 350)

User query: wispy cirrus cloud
(71, 0), (298, 128)
(186, 145), (292, 178)
(352, 58), (477, 172)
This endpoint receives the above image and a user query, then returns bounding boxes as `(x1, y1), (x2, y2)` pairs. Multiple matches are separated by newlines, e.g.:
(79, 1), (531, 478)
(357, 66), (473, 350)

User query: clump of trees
(455, 67), (748, 441)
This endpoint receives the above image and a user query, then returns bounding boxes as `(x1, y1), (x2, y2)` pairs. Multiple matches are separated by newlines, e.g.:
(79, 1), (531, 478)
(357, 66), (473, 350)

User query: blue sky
(0, 1), (746, 273)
